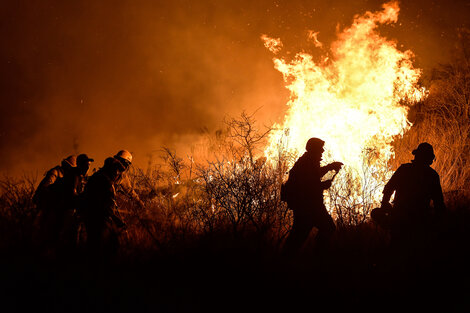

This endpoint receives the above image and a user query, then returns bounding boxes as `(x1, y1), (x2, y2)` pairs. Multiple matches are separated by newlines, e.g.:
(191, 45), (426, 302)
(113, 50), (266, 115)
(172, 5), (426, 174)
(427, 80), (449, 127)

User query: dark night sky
(0, 0), (468, 176)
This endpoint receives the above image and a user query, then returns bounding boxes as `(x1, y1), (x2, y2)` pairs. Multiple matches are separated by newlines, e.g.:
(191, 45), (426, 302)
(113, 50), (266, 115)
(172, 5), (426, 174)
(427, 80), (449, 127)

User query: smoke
(0, 0), (468, 176)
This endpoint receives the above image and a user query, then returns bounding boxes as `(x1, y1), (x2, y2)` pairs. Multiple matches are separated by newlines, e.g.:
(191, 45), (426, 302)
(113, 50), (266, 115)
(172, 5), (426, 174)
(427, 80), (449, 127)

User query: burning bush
(262, 1), (426, 217)
(392, 43), (470, 202)
(115, 112), (291, 252)
(0, 24), (468, 256)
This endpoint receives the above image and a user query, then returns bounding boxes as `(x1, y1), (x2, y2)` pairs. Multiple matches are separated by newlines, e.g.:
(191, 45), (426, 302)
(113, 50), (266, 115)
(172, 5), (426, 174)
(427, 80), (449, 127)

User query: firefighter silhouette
(282, 138), (343, 256)
(60, 154), (94, 252)
(81, 157), (127, 260)
(32, 155), (77, 255)
(373, 142), (446, 246)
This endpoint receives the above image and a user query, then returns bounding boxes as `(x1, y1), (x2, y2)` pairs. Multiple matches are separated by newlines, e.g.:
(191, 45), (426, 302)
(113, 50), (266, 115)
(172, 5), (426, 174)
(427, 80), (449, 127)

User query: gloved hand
(381, 200), (392, 210)
(322, 179), (333, 189)
(330, 162), (344, 171)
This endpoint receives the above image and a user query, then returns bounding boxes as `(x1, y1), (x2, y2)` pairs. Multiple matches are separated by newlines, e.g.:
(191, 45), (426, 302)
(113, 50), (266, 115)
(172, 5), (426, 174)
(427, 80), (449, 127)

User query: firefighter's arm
(432, 176), (446, 212)
(381, 169), (401, 207)
(33, 169), (59, 204)
(72, 175), (81, 197)
(320, 179), (333, 190)
(103, 196), (126, 229)
(41, 169), (59, 189)
(119, 175), (144, 208)
(130, 189), (144, 208)
(320, 162), (343, 177)
(110, 208), (127, 229)
(381, 189), (393, 208)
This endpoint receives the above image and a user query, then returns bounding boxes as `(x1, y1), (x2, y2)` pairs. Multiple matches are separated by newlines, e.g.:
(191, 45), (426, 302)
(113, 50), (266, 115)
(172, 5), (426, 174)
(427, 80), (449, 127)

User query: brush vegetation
(1, 52), (469, 312)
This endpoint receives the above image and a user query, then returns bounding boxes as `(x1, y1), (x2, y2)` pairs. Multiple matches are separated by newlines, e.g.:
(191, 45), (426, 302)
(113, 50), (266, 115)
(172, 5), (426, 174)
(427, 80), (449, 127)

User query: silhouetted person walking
(282, 138), (343, 256)
(379, 142), (446, 248)
(81, 157), (127, 261)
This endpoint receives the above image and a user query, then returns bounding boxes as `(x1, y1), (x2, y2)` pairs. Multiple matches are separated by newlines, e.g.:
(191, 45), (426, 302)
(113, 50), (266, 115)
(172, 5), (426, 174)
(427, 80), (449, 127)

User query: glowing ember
(263, 1), (427, 215)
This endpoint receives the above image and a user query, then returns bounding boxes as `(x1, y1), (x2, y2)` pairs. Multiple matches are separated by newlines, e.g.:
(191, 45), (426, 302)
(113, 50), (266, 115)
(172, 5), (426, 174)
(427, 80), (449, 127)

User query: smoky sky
(0, 0), (468, 176)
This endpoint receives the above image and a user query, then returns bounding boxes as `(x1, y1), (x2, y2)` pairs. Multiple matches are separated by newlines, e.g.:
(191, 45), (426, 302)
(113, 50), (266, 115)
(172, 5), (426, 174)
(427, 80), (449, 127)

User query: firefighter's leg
(314, 213), (336, 251)
(282, 215), (314, 257)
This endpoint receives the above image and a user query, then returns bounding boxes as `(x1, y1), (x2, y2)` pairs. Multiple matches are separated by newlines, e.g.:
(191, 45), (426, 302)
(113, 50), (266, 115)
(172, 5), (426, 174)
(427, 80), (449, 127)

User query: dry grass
(0, 53), (469, 313)
(0, 54), (468, 262)
(392, 52), (470, 203)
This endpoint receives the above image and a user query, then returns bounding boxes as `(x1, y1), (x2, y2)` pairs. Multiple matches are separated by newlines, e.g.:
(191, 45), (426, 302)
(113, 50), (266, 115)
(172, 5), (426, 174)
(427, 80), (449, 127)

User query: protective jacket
(285, 153), (332, 215)
(81, 168), (125, 256)
(115, 170), (143, 207)
(33, 166), (66, 209)
(383, 161), (446, 219)
(281, 152), (337, 255)
(82, 170), (120, 225)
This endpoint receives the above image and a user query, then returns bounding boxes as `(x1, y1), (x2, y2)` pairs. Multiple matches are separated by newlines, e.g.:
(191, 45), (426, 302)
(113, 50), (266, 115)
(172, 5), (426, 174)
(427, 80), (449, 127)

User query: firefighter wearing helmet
(281, 137), (343, 256)
(113, 150), (144, 208)
(81, 156), (128, 258)
(115, 150), (133, 167)
(33, 155), (77, 204)
(60, 154), (95, 250)
(374, 142), (446, 247)
(33, 155), (78, 255)
(33, 155), (77, 211)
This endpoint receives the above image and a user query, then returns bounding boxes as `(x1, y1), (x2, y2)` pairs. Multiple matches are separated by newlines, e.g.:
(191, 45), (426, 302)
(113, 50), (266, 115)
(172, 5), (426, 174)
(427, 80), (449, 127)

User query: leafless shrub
(0, 174), (38, 245)
(1, 50), (469, 255)
(328, 147), (392, 227)
(194, 112), (291, 246)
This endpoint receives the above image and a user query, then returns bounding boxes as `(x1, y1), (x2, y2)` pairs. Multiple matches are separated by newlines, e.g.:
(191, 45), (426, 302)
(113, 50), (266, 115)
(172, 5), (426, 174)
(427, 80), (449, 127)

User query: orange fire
(263, 1), (426, 214)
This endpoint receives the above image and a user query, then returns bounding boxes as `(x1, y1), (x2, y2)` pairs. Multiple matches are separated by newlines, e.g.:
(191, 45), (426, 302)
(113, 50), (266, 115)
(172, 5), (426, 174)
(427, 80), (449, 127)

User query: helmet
(114, 150), (132, 168)
(412, 142), (435, 159)
(61, 155), (77, 168)
(77, 154), (94, 165)
(104, 157), (126, 172)
(114, 150), (132, 163)
(306, 137), (325, 153)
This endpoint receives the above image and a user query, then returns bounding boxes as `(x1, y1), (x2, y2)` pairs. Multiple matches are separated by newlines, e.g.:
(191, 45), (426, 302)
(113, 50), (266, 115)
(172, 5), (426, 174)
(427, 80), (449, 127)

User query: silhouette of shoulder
(390, 163), (439, 180)
(43, 166), (64, 182)
(386, 162), (443, 208)
(47, 166), (63, 175)
(290, 154), (307, 171)
(83, 170), (116, 210)
(87, 170), (111, 189)
(289, 154), (317, 177)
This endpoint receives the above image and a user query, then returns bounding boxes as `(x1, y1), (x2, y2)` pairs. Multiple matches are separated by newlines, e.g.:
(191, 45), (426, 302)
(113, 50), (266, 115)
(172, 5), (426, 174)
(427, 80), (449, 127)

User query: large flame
(263, 1), (426, 214)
